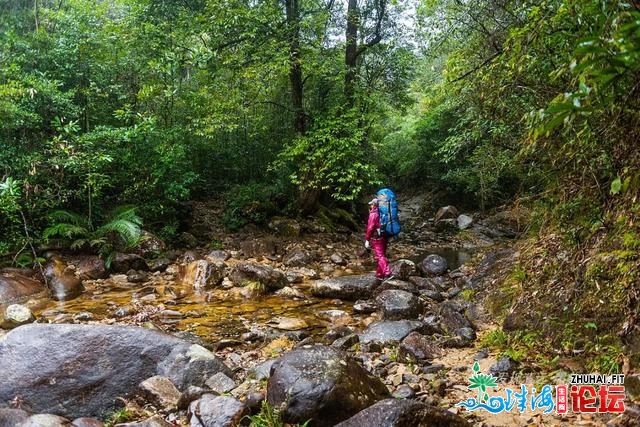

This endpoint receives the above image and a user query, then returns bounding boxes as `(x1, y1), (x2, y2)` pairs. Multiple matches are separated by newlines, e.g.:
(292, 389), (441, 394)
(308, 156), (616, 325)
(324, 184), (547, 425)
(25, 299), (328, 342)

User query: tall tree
(344, 0), (387, 106)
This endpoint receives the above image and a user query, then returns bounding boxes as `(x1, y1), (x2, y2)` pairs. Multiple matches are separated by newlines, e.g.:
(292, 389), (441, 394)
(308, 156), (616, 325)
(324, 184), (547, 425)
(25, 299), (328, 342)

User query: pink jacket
(365, 208), (382, 241)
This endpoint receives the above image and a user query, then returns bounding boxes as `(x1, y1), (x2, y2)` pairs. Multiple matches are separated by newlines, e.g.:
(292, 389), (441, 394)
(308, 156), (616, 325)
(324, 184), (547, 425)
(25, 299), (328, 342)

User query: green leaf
(610, 177), (622, 195)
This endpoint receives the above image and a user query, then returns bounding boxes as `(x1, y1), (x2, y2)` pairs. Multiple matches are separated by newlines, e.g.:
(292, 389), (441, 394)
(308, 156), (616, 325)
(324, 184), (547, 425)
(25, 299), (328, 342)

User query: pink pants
(371, 237), (391, 279)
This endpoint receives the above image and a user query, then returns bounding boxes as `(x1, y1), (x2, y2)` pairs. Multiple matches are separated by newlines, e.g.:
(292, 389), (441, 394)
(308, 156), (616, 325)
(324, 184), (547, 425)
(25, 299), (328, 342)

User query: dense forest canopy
(1, 0), (639, 261)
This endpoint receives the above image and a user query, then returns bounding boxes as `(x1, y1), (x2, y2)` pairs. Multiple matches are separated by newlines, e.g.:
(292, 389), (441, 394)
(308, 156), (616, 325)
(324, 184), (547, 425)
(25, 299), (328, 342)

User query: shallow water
(30, 247), (476, 346)
(32, 275), (360, 347)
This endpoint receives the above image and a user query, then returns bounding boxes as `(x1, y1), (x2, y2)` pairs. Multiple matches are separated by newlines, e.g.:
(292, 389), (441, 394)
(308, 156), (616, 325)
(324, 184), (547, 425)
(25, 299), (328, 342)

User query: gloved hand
(364, 240), (371, 250)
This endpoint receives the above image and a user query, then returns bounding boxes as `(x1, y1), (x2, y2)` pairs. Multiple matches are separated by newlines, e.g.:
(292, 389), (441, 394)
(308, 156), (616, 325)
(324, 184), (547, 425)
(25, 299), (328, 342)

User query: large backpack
(376, 188), (401, 238)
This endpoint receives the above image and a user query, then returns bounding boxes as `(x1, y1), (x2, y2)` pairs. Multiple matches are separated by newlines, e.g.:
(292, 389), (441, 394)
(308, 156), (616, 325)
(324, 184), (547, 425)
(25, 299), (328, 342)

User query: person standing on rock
(365, 198), (393, 281)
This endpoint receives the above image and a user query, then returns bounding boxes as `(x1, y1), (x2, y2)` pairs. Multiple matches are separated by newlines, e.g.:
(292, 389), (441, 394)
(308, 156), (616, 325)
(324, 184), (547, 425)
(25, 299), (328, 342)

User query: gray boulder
(189, 394), (246, 427)
(229, 263), (287, 291)
(335, 398), (470, 427)
(375, 290), (423, 321)
(0, 324), (231, 419)
(267, 345), (389, 426)
(419, 254), (448, 276)
(359, 320), (427, 348)
(311, 275), (378, 301)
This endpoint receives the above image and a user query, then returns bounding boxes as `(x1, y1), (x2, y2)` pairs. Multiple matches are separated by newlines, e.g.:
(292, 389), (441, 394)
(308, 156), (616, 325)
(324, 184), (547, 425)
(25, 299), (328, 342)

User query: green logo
(467, 361), (499, 403)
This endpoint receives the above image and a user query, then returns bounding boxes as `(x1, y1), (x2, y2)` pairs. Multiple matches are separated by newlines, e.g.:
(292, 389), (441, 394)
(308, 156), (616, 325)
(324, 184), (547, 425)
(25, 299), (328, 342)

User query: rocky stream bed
(0, 198), (636, 427)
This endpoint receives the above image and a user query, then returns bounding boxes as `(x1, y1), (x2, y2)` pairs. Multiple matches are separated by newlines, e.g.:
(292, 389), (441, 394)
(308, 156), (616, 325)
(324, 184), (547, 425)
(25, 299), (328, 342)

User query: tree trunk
(344, 0), (359, 107)
(285, 0), (305, 134)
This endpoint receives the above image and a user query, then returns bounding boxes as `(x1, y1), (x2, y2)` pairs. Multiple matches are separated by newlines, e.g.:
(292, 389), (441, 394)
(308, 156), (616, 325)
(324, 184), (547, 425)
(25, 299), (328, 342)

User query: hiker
(365, 198), (393, 280)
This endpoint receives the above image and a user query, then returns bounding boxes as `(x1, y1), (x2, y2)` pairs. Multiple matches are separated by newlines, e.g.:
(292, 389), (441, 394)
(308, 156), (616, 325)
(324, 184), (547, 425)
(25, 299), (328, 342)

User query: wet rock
(359, 320), (427, 348)
(267, 345), (389, 426)
(268, 316), (309, 331)
(67, 255), (108, 280)
(127, 269), (149, 283)
(136, 230), (167, 258)
(139, 376), (181, 411)
(353, 299), (377, 314)
(73, 311), (94, 322)
(398, 332), (443, 362)
(0, 270), (48, 304)
(189, 394), (246, 427)
(419, 254), (448, 276)
(179, 259), (225, 289)
(1, 303), (35, 329)
(240, 237), (277, 258)
(334, 398), (470, 427)
(229, 263), (287, 291)
(390, 259), (417, 281)
(0, 323), (232, 419)
(375, 290), (423, 321)
(110, 253), (149, 273)
(435, 206), (459, 222)
(43, 257), (84, 301)
(311, 275), (378, 301)
(275, 286), (306, 299)
(283, 250), (315, 267)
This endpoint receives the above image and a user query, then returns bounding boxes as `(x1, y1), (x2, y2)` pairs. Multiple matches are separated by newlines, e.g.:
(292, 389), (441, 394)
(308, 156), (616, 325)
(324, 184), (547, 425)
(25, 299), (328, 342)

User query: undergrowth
(481, 193), (640, 374)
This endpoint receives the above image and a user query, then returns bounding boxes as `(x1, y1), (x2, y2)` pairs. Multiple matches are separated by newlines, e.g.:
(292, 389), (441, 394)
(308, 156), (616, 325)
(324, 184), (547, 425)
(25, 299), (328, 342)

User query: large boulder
(419, 254), (448, 276)
(0, 271), (47, 305)
(43, 257), (84, 301)
(229, 263), (287, 291)
(179, 259), (225, 289)
(335, 398), (470, 427)
(66, 255), (108, 280)
(435, 206), (459, 222)
(375, 290), (423, 321)
(359, 320), (427, 348)
(267, 345), (389, 426)
(310, 275), (378, 301)
(0, 324), (231, 419)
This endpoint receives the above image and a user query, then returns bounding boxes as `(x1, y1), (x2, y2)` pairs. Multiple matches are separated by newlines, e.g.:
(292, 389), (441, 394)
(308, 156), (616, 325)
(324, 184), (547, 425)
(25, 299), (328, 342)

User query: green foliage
(244, 401), (310, 427)
(276, 110), (379, 202)
(222, 182), (284, 231)
(43, 206), (142, 265)
(104, 408), (134, 427)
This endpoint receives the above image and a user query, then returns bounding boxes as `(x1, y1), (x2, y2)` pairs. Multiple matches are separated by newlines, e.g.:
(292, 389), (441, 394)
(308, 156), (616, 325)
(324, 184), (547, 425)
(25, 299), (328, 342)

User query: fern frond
(43, 223), (89, 240)
(97, 219), (142, 248)
(88, 237), (107, 247)
(70, 239), (90, 250)
(47, 210), (89, 227)
(110, 206), (143, 226)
